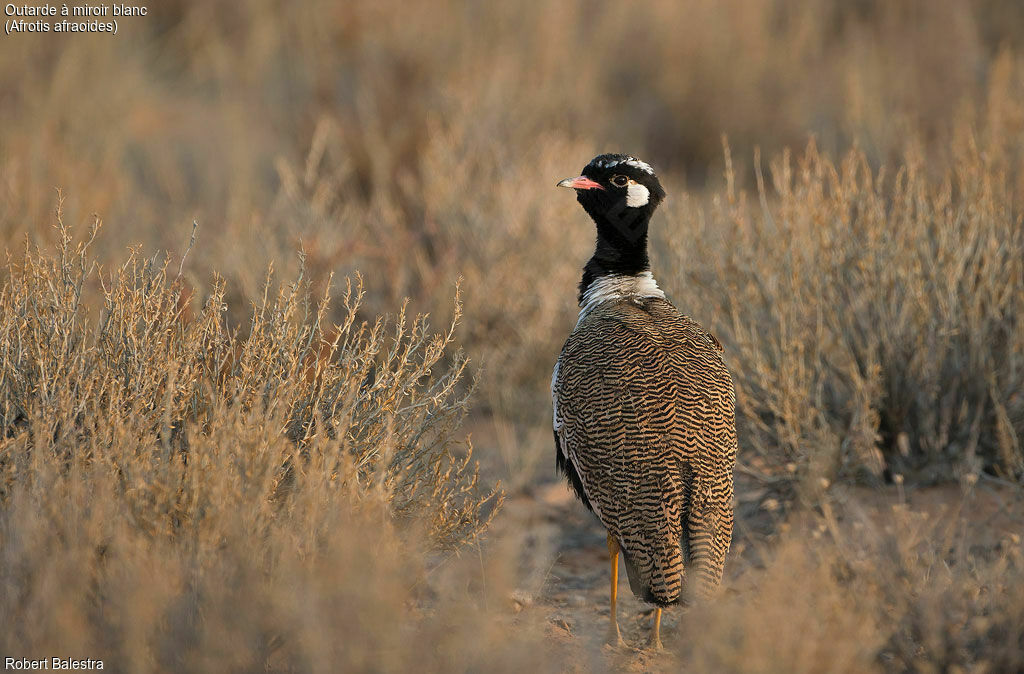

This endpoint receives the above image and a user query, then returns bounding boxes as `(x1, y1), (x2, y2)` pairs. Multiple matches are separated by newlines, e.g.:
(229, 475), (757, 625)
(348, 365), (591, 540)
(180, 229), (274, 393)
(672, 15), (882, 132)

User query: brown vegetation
(663, 138), (1024, 493)
(1, 0), (1023, 671)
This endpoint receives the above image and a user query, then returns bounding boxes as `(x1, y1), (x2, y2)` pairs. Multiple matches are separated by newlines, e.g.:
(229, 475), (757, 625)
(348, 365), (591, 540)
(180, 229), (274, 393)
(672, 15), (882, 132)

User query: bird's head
(557, 154), (666, 236)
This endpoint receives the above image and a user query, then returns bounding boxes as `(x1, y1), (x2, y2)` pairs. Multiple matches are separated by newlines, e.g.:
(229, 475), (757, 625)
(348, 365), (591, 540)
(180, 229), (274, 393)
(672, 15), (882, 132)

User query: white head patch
(626, 182), (650, 207)
(622, 158), (654, 174)
(590, 155), (655, 175)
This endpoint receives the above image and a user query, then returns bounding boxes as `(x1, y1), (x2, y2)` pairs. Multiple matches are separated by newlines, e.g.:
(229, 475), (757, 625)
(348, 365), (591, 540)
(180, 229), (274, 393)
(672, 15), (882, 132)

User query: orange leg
(606, 533), (625, 647)
(649, 607), (664, 651)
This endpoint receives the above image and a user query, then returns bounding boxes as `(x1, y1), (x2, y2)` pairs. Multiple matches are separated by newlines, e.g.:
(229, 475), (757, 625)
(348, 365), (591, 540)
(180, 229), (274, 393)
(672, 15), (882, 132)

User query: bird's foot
(604, 623), (626, 650)
(646, 634), (665, 652)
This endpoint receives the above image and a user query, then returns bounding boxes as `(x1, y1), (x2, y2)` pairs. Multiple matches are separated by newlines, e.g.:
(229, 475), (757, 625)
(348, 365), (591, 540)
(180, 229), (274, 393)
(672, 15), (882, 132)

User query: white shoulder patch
(576, 271), (665, 325)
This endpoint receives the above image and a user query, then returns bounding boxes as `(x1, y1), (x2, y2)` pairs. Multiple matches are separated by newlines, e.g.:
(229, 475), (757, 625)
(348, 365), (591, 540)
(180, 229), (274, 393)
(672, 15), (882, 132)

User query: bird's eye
(610, 174), (628, 187)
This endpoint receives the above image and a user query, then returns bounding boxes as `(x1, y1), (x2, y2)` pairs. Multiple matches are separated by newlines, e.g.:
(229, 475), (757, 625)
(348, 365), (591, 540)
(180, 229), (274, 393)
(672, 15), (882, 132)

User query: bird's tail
(621, 540), (686, 606)
(619, 498), (734, 605)
(685, 498), (734, 600)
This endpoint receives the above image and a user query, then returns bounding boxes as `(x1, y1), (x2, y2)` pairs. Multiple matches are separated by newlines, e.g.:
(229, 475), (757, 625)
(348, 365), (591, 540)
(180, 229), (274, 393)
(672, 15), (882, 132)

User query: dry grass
(0, 211), (514, 671)
(658, 136), (1024, 494)
(2, 0), (1024, 671)
(5, 0), (1024, 423)
(1, 203), (500, 547)
(681, 486), (1024, 673)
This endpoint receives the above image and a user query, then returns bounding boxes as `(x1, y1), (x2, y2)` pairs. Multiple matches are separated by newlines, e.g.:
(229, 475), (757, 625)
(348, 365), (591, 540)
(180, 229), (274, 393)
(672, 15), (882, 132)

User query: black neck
(577, 212), (652, 304)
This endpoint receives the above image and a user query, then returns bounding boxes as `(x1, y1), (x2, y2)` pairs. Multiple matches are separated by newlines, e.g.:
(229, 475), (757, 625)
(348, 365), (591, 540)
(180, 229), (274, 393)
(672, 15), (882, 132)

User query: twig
(176, 220), (199, 281)
(736, 461), (791, 485)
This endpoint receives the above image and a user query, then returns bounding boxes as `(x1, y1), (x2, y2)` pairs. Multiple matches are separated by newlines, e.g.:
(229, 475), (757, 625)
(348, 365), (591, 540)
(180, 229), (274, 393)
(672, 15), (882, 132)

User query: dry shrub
(0, 210), (525, 671)
(678, 489), (1024, 673)
(1, 202), (500, 546)
(658, 133), (1024, 492)
(4, 1), (1024, 442)
(1, 0), (1012, 234)
(4, 2), (1024, 669)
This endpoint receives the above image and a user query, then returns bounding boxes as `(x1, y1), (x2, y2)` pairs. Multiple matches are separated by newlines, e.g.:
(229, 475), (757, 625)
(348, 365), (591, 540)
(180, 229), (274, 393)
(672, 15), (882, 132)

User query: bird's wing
(553, 298), (737, 603)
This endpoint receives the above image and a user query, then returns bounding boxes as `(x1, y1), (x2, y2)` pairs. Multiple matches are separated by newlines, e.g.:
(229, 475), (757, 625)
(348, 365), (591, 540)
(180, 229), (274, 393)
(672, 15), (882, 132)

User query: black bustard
(551, 154), (737, 650)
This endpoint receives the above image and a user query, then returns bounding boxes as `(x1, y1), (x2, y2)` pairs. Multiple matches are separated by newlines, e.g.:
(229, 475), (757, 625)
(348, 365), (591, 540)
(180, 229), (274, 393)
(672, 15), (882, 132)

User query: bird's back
(553, 296), (737, 604)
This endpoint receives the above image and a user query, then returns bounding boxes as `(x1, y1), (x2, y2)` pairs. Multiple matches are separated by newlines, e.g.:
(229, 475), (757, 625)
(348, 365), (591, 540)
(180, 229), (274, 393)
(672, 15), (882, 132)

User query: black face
(560, 154), (666, 243)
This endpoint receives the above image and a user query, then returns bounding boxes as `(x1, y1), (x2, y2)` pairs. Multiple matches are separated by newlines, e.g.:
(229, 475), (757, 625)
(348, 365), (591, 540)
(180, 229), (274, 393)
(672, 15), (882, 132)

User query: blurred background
(3, 0), (1023, 489)
(2, 2), (1024, 669)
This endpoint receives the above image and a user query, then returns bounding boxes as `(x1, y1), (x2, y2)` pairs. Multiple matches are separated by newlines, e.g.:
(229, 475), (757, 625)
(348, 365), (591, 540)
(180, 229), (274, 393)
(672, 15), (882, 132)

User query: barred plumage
(553, 154), (737, 647)
(554, 294), (737, 602)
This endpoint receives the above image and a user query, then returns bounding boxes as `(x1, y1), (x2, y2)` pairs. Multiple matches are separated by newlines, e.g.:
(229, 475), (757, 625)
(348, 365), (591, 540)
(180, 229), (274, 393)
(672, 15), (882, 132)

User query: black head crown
(557, 154), (666, 235)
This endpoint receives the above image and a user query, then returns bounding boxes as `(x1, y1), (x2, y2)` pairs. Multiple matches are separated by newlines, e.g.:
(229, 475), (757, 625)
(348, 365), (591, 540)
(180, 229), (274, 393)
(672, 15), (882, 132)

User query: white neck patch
(577, 271), (665, 324)
(625, 182), (650, 207)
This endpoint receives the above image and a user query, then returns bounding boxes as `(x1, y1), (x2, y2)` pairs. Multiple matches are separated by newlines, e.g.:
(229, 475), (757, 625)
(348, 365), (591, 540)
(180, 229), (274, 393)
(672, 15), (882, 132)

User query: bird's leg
(648, 607), (664, 651)
(606, 532), (625, 647)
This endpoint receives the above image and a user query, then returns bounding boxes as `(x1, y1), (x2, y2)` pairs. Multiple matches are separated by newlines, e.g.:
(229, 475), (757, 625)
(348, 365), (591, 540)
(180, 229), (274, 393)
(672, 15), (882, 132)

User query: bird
(551, 154), (738, 650)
